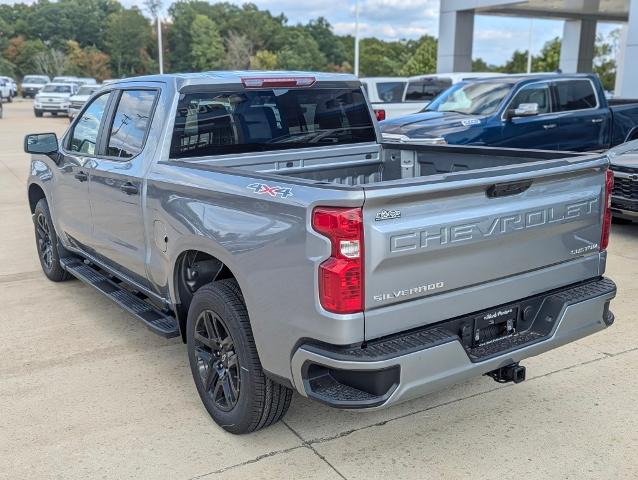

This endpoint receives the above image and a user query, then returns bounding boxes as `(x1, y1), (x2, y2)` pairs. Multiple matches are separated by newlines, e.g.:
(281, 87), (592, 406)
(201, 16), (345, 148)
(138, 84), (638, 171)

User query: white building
(437, 0), (637, 97)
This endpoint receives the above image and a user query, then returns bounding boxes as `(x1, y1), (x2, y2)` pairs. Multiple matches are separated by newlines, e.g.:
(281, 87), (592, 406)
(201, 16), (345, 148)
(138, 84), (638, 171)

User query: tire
(34, 109), (43, 118)
(33, 199), (72, 282)
(51, 112), (57, 117)
(186, 280), (292, 434)
(6, 95), (11, 103)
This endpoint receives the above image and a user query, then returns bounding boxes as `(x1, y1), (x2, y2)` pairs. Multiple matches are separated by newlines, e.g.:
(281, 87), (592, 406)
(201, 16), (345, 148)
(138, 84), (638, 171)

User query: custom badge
(375, 209), (401, 221)
(247, 183), (294, 198)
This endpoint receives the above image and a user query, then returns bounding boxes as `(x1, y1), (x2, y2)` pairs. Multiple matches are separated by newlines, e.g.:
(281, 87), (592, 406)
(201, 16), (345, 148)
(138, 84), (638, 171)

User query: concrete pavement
(0, 100), (636, 479)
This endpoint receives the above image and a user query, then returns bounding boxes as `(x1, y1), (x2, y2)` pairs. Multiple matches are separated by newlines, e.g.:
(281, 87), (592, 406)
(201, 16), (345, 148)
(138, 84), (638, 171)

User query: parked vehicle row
(24, 71), (617, 434)
(32, 81), (102, 118)
(380, 73), (638, 152)
(18, 75), (97, 99)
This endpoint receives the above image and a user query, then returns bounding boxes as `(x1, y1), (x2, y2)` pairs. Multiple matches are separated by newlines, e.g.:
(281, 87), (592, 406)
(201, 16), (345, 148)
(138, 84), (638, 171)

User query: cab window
(68, 92), (111, 155)
(508, 83), (551, 114)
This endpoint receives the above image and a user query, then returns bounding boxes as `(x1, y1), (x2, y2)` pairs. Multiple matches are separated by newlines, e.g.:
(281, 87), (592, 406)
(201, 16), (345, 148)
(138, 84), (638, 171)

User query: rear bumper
(291, 277), (616, 409)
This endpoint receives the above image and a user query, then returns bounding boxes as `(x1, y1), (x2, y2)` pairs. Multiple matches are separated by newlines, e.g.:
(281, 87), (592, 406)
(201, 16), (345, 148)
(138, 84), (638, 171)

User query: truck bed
(213, 143), (597, 187)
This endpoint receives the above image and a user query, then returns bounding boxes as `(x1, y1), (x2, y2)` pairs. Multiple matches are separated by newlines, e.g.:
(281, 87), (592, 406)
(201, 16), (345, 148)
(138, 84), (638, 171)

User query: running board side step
(60, 257), (180, 338)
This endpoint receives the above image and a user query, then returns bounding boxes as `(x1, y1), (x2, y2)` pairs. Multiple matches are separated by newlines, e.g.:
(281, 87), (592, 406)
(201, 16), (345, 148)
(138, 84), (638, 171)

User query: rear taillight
(312, 207), (364, 314)
(374, 109), (386, 121)
(601, 169), (614, 251)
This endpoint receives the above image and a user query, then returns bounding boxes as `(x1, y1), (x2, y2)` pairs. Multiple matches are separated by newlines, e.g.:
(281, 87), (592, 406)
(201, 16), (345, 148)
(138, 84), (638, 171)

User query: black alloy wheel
(36, 211), (54, 270)
(33, 198), (72, 282)
(186, 280), (292, 433)
(192, 309), (240, 412)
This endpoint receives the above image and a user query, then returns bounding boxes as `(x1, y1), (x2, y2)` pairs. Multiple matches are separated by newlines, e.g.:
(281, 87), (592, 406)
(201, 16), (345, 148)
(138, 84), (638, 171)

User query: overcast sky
(1, 0), (621, 65)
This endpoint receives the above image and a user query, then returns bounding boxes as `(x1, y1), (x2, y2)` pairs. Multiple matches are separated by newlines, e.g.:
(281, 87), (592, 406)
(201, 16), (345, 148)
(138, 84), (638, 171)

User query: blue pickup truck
(380, 74), (638, 151)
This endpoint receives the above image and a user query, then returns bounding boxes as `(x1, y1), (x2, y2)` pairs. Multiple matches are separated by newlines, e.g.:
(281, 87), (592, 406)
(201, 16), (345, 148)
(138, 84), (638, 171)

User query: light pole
(157, 14), (164, 74)
(354, 0), (360, 77)
(145, 0), (164, 74)
(526, 19), (533, 73)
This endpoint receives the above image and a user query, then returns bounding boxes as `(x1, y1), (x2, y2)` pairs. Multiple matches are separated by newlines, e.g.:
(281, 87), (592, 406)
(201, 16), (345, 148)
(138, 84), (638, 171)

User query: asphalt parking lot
(1, 99), (637, 480)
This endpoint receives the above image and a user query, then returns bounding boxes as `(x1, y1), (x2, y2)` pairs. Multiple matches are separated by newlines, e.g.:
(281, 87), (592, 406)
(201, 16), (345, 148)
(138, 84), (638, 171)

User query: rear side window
(405, 78), (453, 102)
(106, 90), (157, 159)
(554, 80), (597, 112)
(170, 88), (375, 159)
(376, 82), (406, 103)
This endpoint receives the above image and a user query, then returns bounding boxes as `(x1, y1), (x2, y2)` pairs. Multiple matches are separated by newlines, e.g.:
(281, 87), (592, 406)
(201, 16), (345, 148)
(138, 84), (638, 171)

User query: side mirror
(507, 102), (539, 120)
(24, 133), (59, 155)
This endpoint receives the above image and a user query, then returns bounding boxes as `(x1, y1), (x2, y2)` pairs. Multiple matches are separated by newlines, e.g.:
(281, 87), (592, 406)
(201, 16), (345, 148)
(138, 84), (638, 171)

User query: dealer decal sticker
(247, 183), (294, 198)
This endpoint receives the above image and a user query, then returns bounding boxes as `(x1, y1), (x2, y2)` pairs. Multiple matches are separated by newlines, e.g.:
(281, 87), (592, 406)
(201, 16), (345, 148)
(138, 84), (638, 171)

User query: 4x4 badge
(247, 183), (294, 198)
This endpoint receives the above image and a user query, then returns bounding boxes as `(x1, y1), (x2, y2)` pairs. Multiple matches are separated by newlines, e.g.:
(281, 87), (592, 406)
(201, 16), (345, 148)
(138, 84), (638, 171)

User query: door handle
(591, 118), (604, 123)
(120, 182), (139, 195)
(74, 171), (88, 182)
(542, 123), (557, 130)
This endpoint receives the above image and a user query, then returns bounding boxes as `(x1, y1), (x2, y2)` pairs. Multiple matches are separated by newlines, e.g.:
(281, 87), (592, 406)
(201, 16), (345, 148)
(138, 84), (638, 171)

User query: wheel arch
(171, 245), (247, 342)
(28, 182), (47, 213)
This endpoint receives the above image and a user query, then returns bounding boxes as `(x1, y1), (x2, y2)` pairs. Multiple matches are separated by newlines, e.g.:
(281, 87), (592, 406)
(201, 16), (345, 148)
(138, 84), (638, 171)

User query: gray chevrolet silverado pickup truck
(24, 71), (617, 434)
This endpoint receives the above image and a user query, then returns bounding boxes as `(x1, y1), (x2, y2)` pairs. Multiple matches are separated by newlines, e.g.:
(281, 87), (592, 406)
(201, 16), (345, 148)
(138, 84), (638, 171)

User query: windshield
(24, 76), (48, 84)
(170, 88), (376, 159)
(406, 77), (453, 102)
(425, 81), (513, 115)
(77, 86), (98, 96)
(42, 85), (72, 93)
(376, 82), (406, 103)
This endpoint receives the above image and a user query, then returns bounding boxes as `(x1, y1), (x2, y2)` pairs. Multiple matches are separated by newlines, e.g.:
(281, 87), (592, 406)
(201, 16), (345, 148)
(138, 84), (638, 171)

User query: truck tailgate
(362, 157), (608, 340)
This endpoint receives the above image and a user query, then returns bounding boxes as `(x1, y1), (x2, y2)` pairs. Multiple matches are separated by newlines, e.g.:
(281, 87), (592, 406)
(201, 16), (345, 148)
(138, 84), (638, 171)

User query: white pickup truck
(363, 72), (504, 120)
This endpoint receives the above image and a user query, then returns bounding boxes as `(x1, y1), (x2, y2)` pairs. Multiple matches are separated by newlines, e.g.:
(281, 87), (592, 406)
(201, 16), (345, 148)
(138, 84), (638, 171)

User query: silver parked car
(67, 84), (101, 121)
(21, 75), (50, 98)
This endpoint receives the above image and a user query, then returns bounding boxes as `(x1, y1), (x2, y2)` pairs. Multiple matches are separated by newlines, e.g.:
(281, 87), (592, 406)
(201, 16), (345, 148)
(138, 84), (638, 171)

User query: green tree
(400, 35), (437, 76)
(304, 17), (346, 66)
(357, 38), (410, 76)
(224, 31), (252, 69)
(500, 50), (529, 73)
(250, 50), (278, 70)
(593, 32), (618, 91)
(0, 56), (15, 76)
(33, 49), (69, 77)
(190, 14), (224, 71)
(24, 0), (122, 50)
(105, 8), (152, 77)
(533, 37), (560, 72)
(66, 40), (112, 81)
(276, 28), (326, 71)
(167, 1), (215, 72)
(3, 36), (47, 77)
